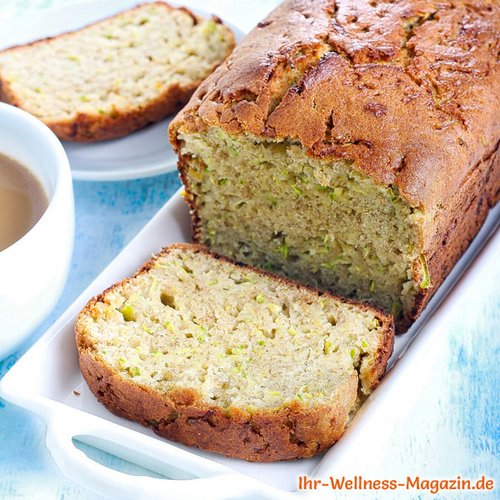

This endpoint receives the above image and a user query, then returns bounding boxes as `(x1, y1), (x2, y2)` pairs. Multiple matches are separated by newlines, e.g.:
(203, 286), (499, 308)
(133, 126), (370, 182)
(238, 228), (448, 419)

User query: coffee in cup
(0, 152), (48, 252)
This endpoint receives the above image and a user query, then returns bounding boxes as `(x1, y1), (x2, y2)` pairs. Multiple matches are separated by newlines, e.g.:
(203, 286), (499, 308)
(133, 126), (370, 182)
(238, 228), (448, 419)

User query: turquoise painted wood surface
(0, 1), (498, 498)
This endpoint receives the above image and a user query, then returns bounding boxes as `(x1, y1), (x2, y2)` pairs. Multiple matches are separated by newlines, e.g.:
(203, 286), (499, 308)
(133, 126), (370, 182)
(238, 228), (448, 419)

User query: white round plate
(0, 0), (245, 181)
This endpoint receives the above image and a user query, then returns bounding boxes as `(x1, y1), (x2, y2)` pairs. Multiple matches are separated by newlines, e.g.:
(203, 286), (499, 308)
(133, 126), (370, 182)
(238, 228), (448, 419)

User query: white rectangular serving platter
(1, 191), (498, 500)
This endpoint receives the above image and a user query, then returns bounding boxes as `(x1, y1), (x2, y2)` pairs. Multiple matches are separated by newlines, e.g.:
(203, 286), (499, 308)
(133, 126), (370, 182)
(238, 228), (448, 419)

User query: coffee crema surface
(0, 153), (48, 251)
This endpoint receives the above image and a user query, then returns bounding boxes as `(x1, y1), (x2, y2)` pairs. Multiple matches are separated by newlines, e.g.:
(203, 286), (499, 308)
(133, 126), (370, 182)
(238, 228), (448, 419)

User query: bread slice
(0, 2), (234, 142)
(76, 243), (393, 462)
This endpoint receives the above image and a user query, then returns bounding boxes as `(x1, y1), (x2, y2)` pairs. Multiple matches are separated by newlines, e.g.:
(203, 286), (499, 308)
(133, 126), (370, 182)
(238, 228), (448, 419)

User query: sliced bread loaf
(0, 2), (234, 141)
(76, 243), (393, 462)
(169, 0), (499, 331)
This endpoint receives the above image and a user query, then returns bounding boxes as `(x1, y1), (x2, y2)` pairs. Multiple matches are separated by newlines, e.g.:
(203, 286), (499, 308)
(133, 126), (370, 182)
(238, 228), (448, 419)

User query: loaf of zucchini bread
(0, 2), (234, 141)
(170, 0), (500, 330)
(76, 243), (393, 461)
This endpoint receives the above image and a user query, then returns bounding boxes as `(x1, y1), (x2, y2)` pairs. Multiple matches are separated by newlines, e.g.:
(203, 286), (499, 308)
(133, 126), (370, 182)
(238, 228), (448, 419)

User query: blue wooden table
(0, 174), (182, 499)
(0, 1), (498, 499)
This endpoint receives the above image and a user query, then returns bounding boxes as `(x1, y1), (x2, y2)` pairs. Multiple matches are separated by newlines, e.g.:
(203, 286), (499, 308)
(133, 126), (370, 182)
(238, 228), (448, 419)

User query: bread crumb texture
(179, 129), (423, 323)
(76, 245), (394, 460)
(78, 245), (390, 410)
(0, 2), (233, 130)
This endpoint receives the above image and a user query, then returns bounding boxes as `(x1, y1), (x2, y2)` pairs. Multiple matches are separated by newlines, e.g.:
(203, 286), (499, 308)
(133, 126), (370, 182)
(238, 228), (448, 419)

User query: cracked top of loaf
(170, 0), (499, 209)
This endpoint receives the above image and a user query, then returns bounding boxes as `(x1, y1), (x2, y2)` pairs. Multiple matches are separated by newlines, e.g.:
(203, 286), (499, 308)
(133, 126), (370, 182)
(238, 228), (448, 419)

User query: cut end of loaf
(76, 243), (393, 461)
(175, 128), (426, 328)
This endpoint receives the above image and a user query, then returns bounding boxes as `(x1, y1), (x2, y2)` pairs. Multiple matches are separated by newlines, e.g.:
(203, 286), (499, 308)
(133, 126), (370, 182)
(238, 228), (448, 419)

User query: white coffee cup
(0, 103), (74, 358)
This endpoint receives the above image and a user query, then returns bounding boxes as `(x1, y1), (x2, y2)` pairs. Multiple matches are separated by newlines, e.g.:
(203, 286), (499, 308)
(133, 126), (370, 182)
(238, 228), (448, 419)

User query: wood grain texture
(0, 1), (498, 499)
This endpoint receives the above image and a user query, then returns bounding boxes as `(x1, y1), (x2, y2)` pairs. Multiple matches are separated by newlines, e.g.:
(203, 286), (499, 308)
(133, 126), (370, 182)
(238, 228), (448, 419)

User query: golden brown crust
(169, 0), (499, 330)
(0, 82), (199, 142)
(170, 0), (499, 207)
(0, 2), (235, 142)
(46, 83), (197, 143)
(78, 348), (358, 461)
(409, 143), (500, 323)
(75, 243), (394, 462)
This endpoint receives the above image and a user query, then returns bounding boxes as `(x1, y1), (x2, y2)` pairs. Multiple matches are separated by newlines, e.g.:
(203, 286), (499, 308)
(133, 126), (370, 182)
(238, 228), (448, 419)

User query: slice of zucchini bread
(0, 2), (234, 142)
(169, 0), (500, 330)
(76, 243), (393, 462)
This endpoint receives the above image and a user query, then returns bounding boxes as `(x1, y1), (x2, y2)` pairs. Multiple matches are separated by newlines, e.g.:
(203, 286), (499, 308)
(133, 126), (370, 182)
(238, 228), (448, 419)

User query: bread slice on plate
(0, 2), (234, 142)
(76, 243), (394, 462)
